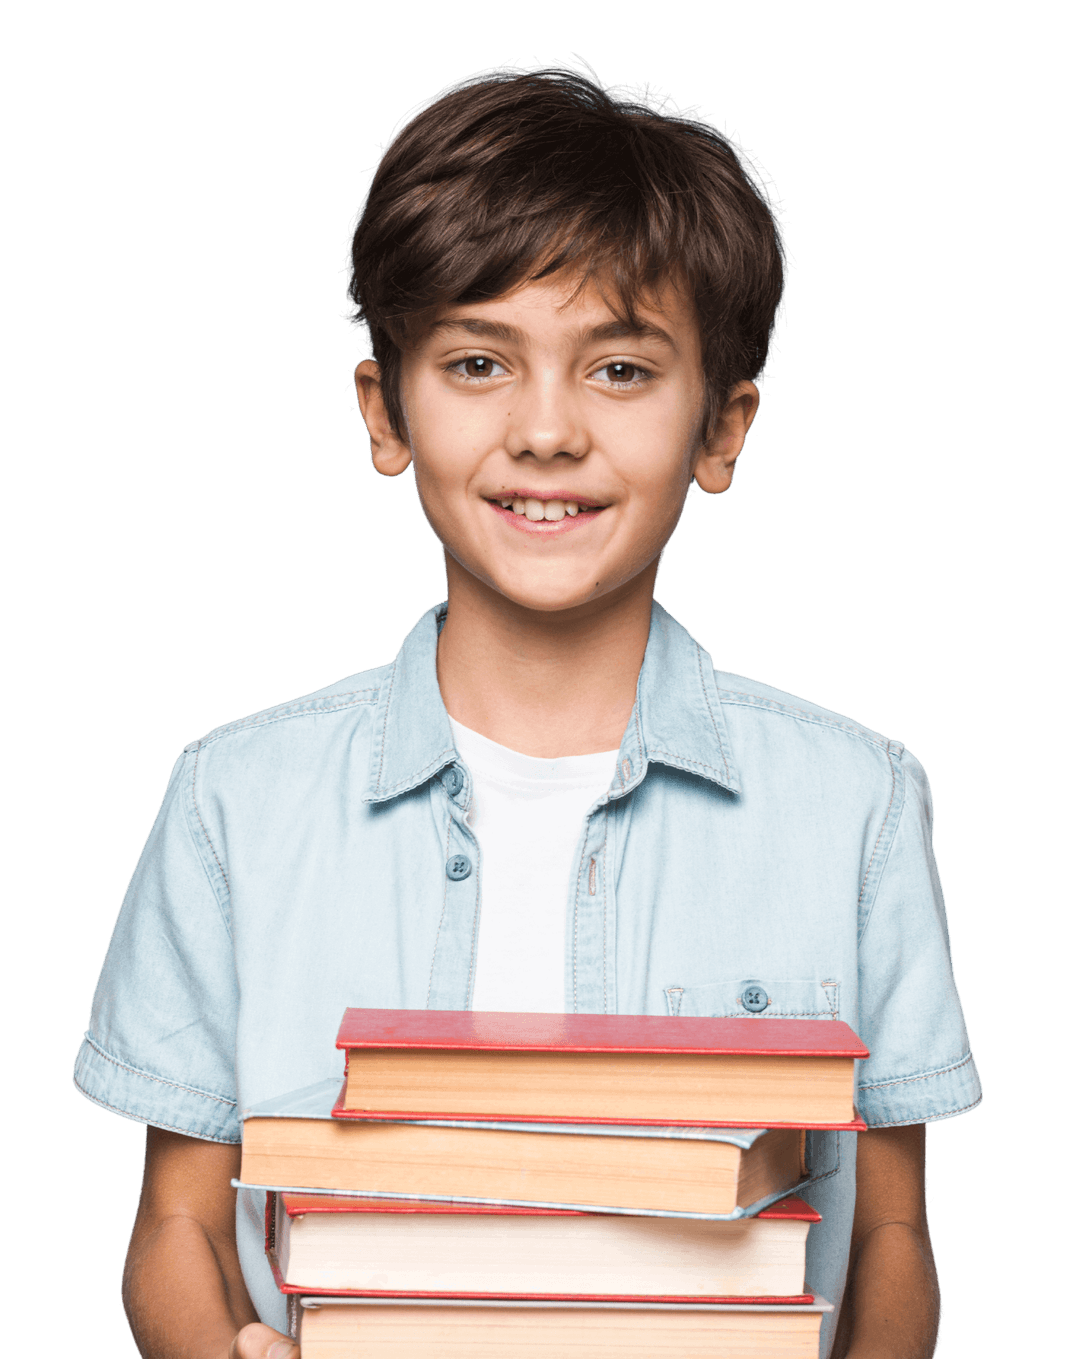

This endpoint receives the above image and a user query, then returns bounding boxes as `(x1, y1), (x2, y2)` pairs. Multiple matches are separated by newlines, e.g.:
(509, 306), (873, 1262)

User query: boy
(76, 71), (979, 1359)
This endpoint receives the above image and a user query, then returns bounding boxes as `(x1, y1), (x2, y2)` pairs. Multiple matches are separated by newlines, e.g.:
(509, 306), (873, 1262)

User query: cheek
(404, 376), (496, 486)
(623, 427), (700, 506)
(405, 416), (471, 501)
(410, 468), (441, 529)
(620, 381), (702, 472)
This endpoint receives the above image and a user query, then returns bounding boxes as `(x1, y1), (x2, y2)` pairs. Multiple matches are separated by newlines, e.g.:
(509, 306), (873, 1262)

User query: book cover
(336, 1008), (868, 1057)
(237, 1078), (817, 1219)
(334, 1009), (868, 1129)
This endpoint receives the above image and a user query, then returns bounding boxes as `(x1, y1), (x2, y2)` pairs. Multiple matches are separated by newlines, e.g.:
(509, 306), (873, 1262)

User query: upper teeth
(501, 498), (582, 522)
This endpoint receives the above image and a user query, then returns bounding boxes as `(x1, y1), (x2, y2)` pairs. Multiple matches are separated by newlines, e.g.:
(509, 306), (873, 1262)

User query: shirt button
(446, 854), (472, 881)
(442, 766), (464, 797)
(741, 983), (769, 1012)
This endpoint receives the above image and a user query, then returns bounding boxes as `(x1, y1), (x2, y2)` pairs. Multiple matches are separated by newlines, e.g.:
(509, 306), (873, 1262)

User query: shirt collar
(363, 600), (740, 804)
(611, 601), (740, 798)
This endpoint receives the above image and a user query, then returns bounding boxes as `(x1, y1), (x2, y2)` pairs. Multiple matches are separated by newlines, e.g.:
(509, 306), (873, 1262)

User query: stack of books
(238, 1008), (868, 1356)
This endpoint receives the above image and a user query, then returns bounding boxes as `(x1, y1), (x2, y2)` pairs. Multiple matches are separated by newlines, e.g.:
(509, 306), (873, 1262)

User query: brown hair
(349, 69), (783, 438)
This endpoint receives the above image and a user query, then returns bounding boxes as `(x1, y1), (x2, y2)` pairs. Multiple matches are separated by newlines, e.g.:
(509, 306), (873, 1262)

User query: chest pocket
(663, 977), (840, 1020)
(663, 977), (848, 1190)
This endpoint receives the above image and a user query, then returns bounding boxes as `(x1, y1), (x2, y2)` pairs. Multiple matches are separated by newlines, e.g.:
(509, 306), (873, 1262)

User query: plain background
(3, 1), (1075, 1352)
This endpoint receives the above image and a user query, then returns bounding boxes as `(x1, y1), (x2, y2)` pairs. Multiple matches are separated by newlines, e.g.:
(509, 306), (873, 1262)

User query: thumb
(229, 1321), (300, 1359)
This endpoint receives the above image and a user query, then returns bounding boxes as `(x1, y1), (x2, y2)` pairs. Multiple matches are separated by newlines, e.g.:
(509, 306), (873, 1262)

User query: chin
(496, 574), (616, 614)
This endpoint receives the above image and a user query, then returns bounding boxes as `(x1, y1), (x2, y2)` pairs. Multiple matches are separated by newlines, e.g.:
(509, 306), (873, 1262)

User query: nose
(505, 370), (589, 462)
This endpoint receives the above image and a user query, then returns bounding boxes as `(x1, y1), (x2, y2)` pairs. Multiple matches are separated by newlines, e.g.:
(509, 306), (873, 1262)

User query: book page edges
(297, 1294), (834, 1312)
(274, 1192), (820, 1221)
(245, 1078), (829, 1140)
(235, 1178), (816, 1222)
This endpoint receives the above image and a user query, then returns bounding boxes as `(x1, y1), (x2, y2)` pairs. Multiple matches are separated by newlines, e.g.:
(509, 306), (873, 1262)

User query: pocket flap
(664, 977), (840, 1019)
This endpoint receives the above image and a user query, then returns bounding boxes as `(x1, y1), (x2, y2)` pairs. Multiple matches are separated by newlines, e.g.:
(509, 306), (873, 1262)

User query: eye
(448, 355), (508, 381)
(590, 361), (651, 387)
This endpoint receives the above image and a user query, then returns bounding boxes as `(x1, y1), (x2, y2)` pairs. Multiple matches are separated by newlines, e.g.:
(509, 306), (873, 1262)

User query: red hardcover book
(334, 1009), (868, 1129)
(266, 1192), (821, 1304)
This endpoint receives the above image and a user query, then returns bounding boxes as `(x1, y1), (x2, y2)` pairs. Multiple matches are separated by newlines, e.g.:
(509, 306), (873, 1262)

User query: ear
(692, 380), (760, 494)
(354, 360), (413, 477)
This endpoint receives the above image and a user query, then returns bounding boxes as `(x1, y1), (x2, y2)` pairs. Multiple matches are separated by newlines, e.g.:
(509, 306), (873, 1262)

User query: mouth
(485, 492), (608, 529)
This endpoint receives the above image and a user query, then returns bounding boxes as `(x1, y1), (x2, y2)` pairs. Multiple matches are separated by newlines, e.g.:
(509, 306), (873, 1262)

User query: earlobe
(692, 381), (760, 495)
(353, 359), (413, 477)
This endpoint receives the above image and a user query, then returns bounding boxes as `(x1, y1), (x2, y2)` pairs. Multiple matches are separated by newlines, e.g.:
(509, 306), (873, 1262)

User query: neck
(436, 557), (656, 758)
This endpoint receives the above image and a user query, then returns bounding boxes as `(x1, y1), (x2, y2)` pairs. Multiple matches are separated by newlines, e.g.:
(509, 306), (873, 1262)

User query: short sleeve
(854, 749), (981, 1126)
(74, 748), (241, 1142)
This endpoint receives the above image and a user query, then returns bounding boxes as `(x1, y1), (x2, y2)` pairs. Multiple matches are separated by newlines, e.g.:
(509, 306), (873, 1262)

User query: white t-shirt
(448, 717), (619, 1013)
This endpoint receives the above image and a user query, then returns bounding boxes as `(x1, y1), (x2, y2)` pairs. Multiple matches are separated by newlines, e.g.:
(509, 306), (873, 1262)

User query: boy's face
(356, 272), (757, 615)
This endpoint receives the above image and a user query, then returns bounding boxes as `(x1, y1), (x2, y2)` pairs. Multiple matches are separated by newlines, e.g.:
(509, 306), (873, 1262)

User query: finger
(229, 1321), (300, 1359)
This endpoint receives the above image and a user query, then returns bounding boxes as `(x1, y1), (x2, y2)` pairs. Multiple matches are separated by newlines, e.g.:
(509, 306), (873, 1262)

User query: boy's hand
(229, 1322), (299, 1359)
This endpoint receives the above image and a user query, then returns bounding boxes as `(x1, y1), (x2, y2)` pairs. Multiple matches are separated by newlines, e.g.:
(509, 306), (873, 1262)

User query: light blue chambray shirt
(75, 602), (980, 1356)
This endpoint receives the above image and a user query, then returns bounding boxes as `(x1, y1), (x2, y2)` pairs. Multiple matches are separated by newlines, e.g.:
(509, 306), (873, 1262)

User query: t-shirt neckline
(447, 716), (619, 790)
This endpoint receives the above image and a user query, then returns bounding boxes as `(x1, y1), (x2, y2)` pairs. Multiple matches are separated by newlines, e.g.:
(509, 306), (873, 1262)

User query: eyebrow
(428, 315), (678, 351)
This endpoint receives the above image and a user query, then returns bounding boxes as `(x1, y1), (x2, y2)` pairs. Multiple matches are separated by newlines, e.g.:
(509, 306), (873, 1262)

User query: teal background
(4, 4), (1071, 1353)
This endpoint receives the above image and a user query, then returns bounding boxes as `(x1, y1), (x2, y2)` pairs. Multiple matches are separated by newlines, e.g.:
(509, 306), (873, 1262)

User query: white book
(268, 1191), (819, 1301)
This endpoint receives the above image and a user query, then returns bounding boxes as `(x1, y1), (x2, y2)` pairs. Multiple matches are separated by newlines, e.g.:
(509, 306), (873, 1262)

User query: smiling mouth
(488, 495), (605, 523)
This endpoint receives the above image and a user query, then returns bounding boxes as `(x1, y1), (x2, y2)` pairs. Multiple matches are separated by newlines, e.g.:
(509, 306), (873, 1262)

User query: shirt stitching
(463, 822), (482, 1007)
(190, 741), (232, 903)
(856, 747), (900, 922)
(81, 1034), (237, 1106)
(631, 701), (646, 776)
(571, 829), (592, 1014)
(647, 749), (731, 779)
(858, 1051), (975, 1092)
(858, 750), (907, 940)
(867, 1095), (983, 1127)
(375, 750), (457, 801)
(425, 813), (455, 1008)
(806, 1130), (843, 1187)
(742, 1009), (835, 1018)
(601, 822), (609, 1013)
(716, 692), (898, 754)
(73, 1080), (240, 1142)
(195, 688), (380, 748)
(696, 645), (734, 784)
(373, 658), (399, 798)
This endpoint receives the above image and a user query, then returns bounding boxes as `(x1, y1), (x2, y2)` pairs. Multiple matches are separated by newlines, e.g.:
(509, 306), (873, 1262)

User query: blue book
(237, 1078), (816, 1219)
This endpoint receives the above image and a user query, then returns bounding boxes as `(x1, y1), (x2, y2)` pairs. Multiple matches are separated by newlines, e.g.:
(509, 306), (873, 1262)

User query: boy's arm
(124, 1127), (298, 1359)
(832, 1124), (939, 1359)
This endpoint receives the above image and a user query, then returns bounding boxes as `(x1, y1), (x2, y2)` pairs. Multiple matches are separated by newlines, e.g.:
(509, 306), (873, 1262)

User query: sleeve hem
(857, 1050), (982, 1128)
(74, 1036), (241, 1143)
(861, 1094), (983, 1129)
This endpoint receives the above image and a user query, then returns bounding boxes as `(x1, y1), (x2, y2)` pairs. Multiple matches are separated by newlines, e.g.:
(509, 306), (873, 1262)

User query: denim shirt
(75, 602), (980, 1355)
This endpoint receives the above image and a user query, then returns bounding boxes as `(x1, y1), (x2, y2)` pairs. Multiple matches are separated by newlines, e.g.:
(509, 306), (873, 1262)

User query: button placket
(425, 777), (482, 1011)
(569, 805), (614, 1014)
